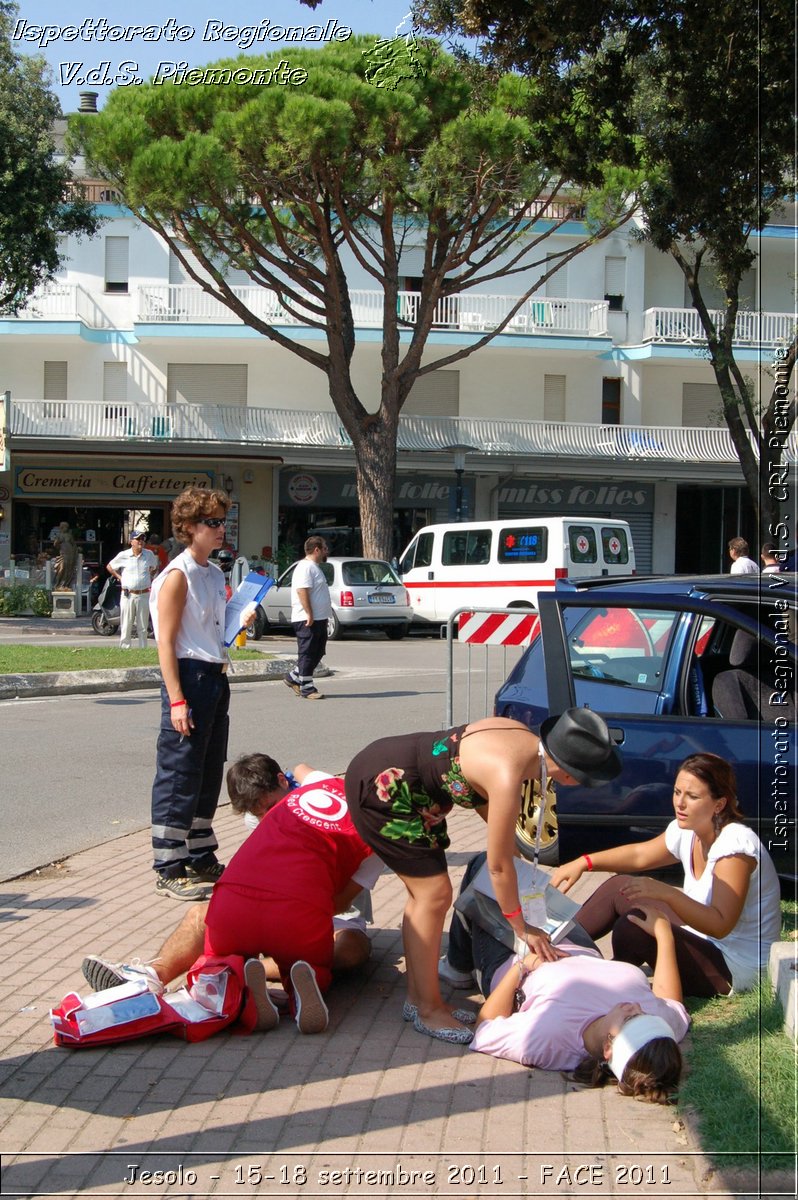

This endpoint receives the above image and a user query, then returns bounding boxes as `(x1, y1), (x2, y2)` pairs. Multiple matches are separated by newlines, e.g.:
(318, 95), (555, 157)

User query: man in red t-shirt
(81, 758), (383, 1034)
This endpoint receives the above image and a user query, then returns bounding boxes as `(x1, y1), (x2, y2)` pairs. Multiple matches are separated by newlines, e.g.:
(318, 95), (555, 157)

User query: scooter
(91, 576), (121, 636)
(92, 575), (155, 638)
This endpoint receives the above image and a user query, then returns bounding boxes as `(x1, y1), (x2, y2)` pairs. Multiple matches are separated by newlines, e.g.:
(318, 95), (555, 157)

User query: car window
(442, 532), (469, 565)
(342, 561), (401, 586)
(401, 532), (433, 572)
(441, 529), (492, 566)
(601, 526), (630, 565)
(278, 562), (334, 586)
(498, 526), (548, 564)
(569, 526), (598, 565)
(567, 606), (680, 691)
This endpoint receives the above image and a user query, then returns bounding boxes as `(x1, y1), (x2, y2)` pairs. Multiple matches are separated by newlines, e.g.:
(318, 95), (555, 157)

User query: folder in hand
(224, 573), (274, 647)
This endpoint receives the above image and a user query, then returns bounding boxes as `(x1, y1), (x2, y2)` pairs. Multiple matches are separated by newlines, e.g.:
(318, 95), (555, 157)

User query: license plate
(368, 592), (395, 604)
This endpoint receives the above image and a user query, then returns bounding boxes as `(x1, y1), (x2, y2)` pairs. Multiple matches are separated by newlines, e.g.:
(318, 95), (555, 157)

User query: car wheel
(327, 611), (342, 640)
(247, 609), (266, 641)
(385, 625), (407, 640)
(515, 777), (559, 866)
(91, 610), (115, 636)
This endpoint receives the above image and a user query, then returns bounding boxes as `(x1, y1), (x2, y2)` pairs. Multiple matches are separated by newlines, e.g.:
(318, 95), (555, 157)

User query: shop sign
(498, 481), (654, 513)
(14, 467), (214, 499)
(281, 471), (456, 508)
(225, 502), (240, 553)
(287, 473), (320, 505)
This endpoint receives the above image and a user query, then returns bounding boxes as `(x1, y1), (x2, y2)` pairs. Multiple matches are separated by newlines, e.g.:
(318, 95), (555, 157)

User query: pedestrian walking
(284, 535), (332, 700)
(727, 537), (758, 575)
(106, 531), (158, 649)
(760, 543), (782, 574)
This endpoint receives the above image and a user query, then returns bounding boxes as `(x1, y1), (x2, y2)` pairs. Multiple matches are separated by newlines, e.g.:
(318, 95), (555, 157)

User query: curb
(769, 941), (797, 1039)
(0, 657), (299, 700)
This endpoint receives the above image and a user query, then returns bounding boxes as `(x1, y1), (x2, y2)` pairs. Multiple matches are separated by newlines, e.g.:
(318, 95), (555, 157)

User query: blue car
(494, 574), (796, 882)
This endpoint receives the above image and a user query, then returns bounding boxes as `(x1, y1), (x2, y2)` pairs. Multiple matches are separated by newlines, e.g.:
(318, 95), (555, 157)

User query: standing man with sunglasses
(149, 487), (237, 900)
(284, 535), (332, 700)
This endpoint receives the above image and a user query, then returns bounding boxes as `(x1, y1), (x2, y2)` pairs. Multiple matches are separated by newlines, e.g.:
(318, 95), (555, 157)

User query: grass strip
(0, 645), (267, 674)
(679, 904), (796, 1171)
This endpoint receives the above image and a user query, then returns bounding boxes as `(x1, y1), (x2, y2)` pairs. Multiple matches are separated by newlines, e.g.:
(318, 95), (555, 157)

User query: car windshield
(341, 561), (401, 586)
(566, 606), (680, 692)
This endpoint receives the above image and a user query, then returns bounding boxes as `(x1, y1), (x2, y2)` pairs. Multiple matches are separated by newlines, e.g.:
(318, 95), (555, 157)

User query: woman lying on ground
(441, 853), (687, 1103)
(551, 753), (782, 996)
(345, 709), (622, 1042)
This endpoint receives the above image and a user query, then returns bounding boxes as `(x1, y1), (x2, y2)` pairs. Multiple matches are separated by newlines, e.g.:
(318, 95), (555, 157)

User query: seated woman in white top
(442, 855), (688, 1104)
(552, 753), (782, 996)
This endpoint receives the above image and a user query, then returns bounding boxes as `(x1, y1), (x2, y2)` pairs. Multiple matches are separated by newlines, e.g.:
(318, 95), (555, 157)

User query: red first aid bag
(51, 954), (258, 1047)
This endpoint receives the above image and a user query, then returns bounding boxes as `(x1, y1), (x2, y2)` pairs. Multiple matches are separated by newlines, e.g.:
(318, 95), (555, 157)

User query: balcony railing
(643, 307), (797, 347)
(137, 286), (608, 337)
(65, 178), (124, 204)
(10, 284), (115, 328)
(64, 179), (587, 223)
(7, 284), (794, 349)
(8, 399), (795, 463)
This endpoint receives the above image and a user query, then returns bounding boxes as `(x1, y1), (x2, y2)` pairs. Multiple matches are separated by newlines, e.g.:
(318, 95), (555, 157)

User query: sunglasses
(198, 517), (227, 528)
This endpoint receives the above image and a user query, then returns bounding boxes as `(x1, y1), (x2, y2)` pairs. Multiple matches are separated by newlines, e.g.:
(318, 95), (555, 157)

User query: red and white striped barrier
(457, 611), (540, 646)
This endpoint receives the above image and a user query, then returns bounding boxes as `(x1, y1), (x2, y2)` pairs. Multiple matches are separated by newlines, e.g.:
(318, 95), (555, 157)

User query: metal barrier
(444, 606), (539, 727)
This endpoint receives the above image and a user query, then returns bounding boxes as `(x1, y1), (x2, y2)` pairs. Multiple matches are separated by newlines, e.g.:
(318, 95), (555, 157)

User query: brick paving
(0, 807), (737, 1199)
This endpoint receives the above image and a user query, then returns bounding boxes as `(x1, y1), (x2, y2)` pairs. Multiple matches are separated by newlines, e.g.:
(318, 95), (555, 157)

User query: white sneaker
(438, 956), (475, 988)
(290, 961), (329, 1034)
(244, 959), (280, 1032)
(81, 955), (164, 995)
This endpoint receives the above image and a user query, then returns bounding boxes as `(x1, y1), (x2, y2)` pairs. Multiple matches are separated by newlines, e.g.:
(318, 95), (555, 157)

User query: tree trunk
(352, 411), (400, 561)
(326, 365), (400, 562)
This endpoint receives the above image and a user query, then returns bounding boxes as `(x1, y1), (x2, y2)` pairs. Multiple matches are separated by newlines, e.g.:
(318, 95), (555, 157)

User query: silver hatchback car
(252, 556), (413, 640)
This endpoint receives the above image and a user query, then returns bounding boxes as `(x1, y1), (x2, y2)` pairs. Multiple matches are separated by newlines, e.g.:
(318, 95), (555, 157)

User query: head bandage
(608, 1014), (676, 1080)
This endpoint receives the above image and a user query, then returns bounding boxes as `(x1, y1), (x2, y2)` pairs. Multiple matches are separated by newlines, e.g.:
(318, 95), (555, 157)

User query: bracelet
(170, 700), (186, 708)
(502, 906), (522, 920)
(582, 854), (594, 871)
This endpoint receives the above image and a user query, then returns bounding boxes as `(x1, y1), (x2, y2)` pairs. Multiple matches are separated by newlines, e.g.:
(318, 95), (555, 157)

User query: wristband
(582, 854), (594, 871)
(502, 906), (522, 920)
(170, 700), (187, 708)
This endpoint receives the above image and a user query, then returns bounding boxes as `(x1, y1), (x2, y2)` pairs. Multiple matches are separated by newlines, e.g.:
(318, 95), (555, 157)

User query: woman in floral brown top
(344, 710), (621, 1043)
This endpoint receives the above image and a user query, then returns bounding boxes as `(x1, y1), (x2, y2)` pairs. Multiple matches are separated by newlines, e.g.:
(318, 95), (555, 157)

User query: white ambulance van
(397, 517), (636, 627)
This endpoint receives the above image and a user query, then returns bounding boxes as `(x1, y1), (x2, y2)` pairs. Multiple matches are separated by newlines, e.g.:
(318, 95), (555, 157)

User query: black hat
(540, 708), (622, 787)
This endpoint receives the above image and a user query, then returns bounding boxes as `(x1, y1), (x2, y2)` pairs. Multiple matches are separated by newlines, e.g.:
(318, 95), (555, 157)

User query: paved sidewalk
(1, 808), (749, 1200)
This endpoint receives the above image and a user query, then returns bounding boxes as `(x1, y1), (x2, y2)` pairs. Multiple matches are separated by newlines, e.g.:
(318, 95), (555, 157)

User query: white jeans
(120, 589), (150, 649)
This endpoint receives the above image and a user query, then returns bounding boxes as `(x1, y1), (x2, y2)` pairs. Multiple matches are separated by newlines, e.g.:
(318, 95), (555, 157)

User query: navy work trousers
(292, 619), (328, 694)
(151, 659), (230, 877)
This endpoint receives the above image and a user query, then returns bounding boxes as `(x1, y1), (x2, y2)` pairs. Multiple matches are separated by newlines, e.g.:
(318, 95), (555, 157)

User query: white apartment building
(1, 162), (795, 581)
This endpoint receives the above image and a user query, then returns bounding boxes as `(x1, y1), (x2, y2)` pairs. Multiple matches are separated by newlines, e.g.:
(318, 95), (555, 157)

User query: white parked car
(251, 556), (413, 640)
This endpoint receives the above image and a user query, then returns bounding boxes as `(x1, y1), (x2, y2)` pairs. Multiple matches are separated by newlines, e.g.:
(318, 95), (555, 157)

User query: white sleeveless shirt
(150, 549), (228, 663)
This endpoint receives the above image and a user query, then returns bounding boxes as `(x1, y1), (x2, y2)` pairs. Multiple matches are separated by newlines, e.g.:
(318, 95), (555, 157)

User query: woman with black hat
(344, 709), (622, 1043)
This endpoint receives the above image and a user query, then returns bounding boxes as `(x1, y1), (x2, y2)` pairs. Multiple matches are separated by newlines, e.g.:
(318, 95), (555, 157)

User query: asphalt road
(0, 632), (526, 881)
